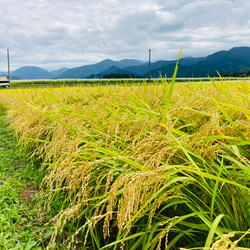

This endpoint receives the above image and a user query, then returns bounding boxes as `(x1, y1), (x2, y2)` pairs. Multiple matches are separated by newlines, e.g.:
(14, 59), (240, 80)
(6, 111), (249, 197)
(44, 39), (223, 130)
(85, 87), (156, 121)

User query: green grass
(0, 105), (57, 249)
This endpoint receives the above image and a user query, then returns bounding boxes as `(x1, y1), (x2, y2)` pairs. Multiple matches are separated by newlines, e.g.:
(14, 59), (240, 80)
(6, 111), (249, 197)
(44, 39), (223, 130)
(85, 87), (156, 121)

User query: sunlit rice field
(0, 77), (249, 249)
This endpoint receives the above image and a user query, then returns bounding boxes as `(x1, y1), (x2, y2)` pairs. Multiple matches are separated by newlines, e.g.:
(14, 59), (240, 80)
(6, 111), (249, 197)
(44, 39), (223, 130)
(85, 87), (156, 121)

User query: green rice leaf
(162, 48), (182, 123)
(204, 214), (225, 248)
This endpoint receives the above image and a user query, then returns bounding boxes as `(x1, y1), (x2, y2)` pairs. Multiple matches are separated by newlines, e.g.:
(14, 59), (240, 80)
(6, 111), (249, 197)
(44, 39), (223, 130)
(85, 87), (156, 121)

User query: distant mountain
(51, 67), (68, 78)
(9, 47), (250, 80)
(61, 59), (116, 79)
(123, 64), (148, 76)
(229, 47), (250, 59)
(0, 71), (7, 76)
(0, 71), (21, 80)
(115, 59), (144, 68)
(123, 57), (205, 76)
(61, 59), (144, 79)
(144, 46), (250, 78)
(185, 47), (250, 77)
(11, 66), (54, 80)
(146, 64), (189, 78)
(179, 57), (205, 66)
(87, 66), (136, 78)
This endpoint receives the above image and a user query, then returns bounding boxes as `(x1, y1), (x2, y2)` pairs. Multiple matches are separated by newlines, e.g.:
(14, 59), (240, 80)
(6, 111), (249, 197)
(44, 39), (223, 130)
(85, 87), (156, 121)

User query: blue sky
(0, 0), (250, 71)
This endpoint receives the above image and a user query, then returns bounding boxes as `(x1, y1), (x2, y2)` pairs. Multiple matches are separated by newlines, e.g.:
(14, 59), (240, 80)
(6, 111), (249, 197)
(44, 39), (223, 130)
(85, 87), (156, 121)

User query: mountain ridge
(10, 47), (250, 79)
(12, 66), (54, 80)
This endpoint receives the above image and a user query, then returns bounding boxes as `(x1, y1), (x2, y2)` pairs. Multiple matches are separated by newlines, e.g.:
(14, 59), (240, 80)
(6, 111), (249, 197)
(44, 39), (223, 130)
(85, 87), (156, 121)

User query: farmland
(9, 77), (241, 89)
(0, 76), (249, 249)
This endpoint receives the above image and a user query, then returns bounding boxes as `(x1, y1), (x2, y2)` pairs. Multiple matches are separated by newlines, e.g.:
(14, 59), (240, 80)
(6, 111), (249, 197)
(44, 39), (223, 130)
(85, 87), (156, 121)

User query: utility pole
(7, 49), (10, 87)
(148, 49), (151, 82)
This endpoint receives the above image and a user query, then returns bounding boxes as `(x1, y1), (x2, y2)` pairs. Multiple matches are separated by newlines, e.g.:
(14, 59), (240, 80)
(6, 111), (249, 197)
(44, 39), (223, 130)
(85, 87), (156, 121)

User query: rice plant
(0, 73), (249, 249)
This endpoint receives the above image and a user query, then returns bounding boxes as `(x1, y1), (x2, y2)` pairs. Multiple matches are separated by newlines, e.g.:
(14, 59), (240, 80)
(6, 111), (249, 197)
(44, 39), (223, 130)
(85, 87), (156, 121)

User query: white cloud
(0, 0), (249, 71)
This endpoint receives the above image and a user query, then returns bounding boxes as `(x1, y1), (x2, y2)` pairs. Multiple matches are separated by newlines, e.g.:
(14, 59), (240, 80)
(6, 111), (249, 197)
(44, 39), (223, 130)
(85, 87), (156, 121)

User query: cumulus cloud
(0, 0), (249, 70)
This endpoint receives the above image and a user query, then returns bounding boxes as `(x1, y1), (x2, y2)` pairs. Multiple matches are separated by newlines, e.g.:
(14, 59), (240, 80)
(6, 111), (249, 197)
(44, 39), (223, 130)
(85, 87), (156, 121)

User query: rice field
(0, 75), (249, 249)
(9, 77), (239, 89)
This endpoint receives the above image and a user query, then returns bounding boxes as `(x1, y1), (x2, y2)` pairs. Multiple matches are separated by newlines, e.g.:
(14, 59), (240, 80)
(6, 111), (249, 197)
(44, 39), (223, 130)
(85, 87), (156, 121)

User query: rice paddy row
(0, 76), (249, 249)
(9, 76), (241, 88)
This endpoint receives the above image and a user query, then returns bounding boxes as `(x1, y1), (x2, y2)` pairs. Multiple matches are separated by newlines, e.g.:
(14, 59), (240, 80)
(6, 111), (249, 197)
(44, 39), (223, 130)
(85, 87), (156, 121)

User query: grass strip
(0, 104), (55, 250)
